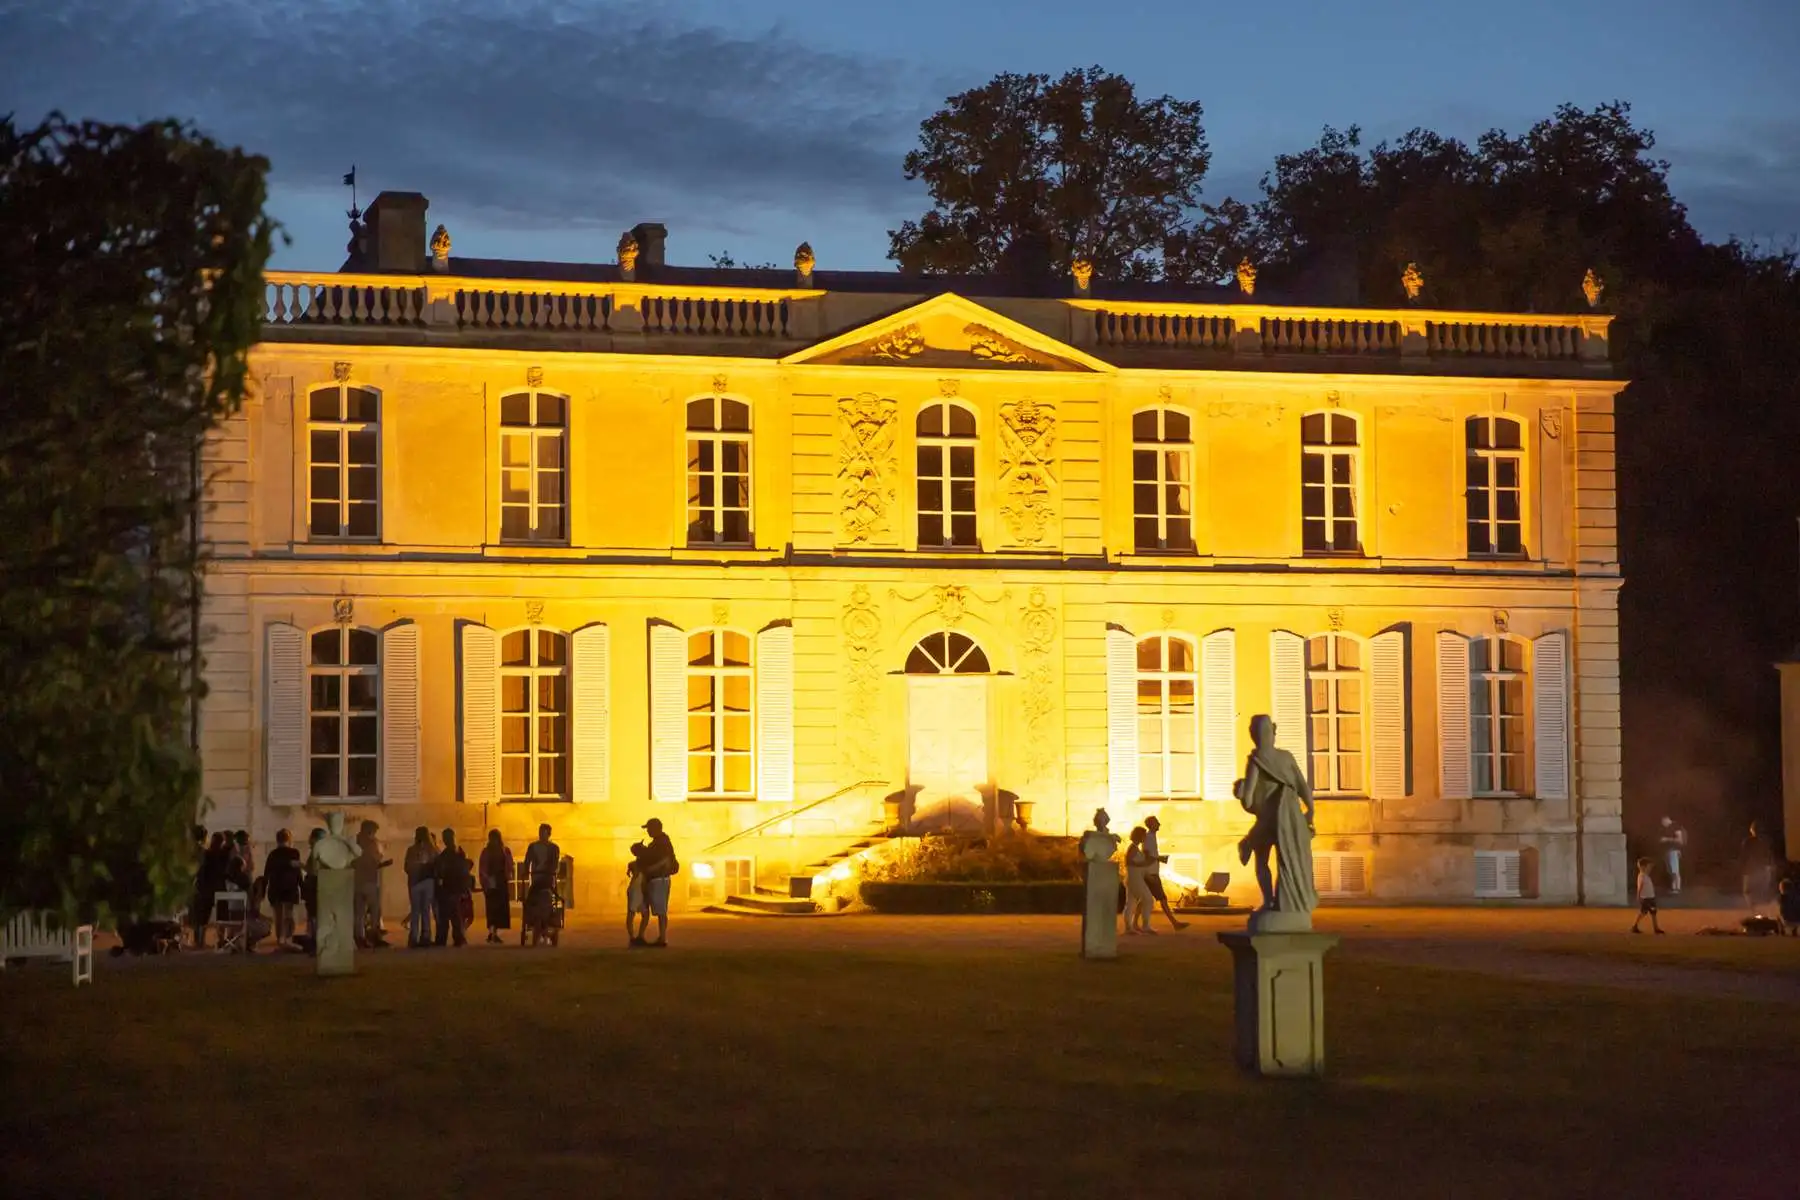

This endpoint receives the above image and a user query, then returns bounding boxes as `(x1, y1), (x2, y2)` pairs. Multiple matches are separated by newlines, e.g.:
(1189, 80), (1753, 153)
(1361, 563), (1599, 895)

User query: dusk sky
(3, 0), (1796, 273)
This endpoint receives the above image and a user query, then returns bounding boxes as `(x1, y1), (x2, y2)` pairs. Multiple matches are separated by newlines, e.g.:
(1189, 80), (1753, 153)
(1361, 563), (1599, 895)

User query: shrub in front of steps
(859, 880), (1085, 915)
(862, 830), (1082, 885)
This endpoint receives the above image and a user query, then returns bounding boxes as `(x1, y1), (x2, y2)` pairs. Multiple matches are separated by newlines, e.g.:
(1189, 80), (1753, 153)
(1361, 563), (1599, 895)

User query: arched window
(687, 629), (754, 795)
(1131, 408), (1193, 552)
(309, 626), (379, 799)
(904, 631), (991, 674)
(687, 397), (752, 546)
(1467, 415), (1524, 556)
(1306, 633), (1363, 795)
(500, 390), (567, 542)
(1301, 411), (1360, 553)
(1136, 633), (1199, 798)
(501, 628), (568, 799)
(307, 384), (379, 539)
(917, 401), (977, 549)
(1471, 635), (1526, 795)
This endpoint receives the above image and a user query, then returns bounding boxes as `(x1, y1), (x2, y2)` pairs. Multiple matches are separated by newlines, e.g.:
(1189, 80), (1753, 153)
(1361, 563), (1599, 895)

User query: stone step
(724, 892), (818, 916)
(705, 898), (835, 918)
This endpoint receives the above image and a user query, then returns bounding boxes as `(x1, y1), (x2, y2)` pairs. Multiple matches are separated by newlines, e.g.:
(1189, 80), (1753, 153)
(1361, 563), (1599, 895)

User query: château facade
(198, 190), (1629, 910)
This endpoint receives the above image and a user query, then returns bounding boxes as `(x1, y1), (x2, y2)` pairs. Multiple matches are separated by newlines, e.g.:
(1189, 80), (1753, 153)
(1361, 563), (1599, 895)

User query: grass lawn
(1520, 933), (1800, 978)
(3, 944), (1795, 1198)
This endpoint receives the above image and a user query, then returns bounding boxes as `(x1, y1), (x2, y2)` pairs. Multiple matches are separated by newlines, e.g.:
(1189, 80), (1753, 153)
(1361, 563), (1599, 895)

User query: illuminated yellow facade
(199, 197), (1627, 909)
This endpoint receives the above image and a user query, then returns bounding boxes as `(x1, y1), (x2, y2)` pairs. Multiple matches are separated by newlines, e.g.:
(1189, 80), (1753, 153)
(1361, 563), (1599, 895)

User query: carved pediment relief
(785, 294), (1108, 373)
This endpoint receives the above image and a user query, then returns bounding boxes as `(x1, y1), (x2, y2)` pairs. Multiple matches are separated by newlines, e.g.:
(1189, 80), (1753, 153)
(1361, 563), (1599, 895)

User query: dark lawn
(2, 944), (1795, 1198)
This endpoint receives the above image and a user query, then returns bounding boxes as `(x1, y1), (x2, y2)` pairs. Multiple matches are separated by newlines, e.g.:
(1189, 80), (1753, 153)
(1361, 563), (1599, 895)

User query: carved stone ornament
(617, 231), (640, 271)
(1157, 384), (1173, 402)
(1324, 390), (1342, 408)
(840, 585), (883, 776)
(869, 323), (926, 361)
(1070, 257), (1094, 291)
(964, 323), (1035, 364)
(333, 361), (352, 383)
(1401, 262), (1424, 301)
(794, 242), (816, 275)
(1540, 409), (1563, 440)
(526, 366), (544, 389)
(1493, 609), (1510, 634)
(524, 599), (544, 625)
(1235, 257), (1257, 296)
(332, 597), (354, 625)
(999, 396), (1057, 545)
(1327, 607), (1345, 631)
(712, 374), (728, 394)
(935, 584), (969, 628)
(837, 393), (899, 544)
(429, 224), (451, 260)
(712, 602), (730, 627)
(938, 378), (960, 398)
(1160, 608), (1177, 630)
(1019, 588), (1058, 783)
(1582, 268), (1604, 309)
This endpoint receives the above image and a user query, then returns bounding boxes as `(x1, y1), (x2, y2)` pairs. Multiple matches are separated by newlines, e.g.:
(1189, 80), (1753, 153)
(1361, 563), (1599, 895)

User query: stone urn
(883, 797), (904, 832)
(1014, 800), (1037, 829)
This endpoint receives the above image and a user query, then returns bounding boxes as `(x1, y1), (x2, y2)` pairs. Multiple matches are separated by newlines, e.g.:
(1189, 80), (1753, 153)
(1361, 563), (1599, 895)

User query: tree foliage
(0, 115), (274, 921)
(888, 66), (1211, 283)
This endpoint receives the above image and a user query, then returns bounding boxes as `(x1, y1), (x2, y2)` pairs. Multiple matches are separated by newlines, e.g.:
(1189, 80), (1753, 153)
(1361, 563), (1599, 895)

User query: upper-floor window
(1471, 635), (1526, 795)
(1136, 633), (1200, 799)
(686, 397), (752, 546)
(917, 401), (977, 549)
(1132, 408), (1194, 552)
(307, 385), (379, 539)
(1306, 633), (1363, 795)
(687, 628), (753, 796)
(309, 625), (379, 799)
(500, 391), (567, 542)
(1467, 416), (1524, 557)
(501, 628), (567, 799)
(1301, 411), (1360, 553)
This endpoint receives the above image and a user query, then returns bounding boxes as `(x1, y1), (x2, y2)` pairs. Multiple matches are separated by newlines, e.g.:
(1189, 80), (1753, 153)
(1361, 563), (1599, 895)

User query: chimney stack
(630, 221), (668, 271)
(360, 191), (430, 273)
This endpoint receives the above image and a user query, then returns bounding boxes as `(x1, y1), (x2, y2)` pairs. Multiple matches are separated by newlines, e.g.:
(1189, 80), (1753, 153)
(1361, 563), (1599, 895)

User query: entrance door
(907, 676), (989, 832)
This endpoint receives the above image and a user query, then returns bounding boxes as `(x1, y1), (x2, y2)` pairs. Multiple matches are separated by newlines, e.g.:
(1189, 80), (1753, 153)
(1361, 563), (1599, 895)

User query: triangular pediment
(782, 293), (1111, 372)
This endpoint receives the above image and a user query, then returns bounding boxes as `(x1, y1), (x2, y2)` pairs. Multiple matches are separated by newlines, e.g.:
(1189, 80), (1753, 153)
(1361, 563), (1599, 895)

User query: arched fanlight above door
(904, 631), (991, 675)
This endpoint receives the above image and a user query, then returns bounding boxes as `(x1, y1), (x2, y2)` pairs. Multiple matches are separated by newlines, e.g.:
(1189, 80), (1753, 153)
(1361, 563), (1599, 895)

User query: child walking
(1631, 856), (1664, 934)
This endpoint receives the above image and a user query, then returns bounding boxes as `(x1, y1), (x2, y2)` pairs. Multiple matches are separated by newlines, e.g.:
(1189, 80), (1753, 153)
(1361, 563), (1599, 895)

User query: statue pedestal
(1217, 930), (1339, 1077)
(1080, 861), (1119, 960)
(316, 868), (357, 977)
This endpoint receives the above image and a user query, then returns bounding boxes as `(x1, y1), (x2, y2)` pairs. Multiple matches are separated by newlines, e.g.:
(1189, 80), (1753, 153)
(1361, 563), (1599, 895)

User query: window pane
(1332, 487), (1356, 518)
(949, 445), (975, 476)
(346, 674), (378, 712)
(1495, 458), (1519, 489)
(1498, 526), (1523, 555)
(503, 757), (530, 796)
(720, 441), (749, 473)
(1301, 413), (1325, 444)
(1339, 678), (1362, 713)
(919, 480), (944, 512)
(538, 757), (566, 797)
(949, 478), (975, 511)
(344, 388), (378, 422)
(918, 445), (942, 476)
(721, 510), (750, 544)
(1497, 491), (1520, 521)
(347, 465), (378, 502)
(538, 674), (566, 713)
(309, 390), (341, 422)
(538, 632), (567, 667)
(502, 631), (531, 666)
(1132, 450), (1156, 486)
(1134, 516), (1159, 550)
(501, 434), (531, 469)
(947, 406), (976, 437)
(346, 429), (377, 466)
(722, 632), (750, 666)
(310, 714), (340, 753)
(310, 430), (340, 466)
(1501, 639), (1525, 672)
(719, 400), (750, 432)
(1302, 488), (1325, 519)
(310, 629), (341, 666)
(1165, 412), (1190, 441)
(1331, 414), (1357, 444)
(1338, 755), (1362, 793)
(918, 514), (942, 546)
(1133, 482), (1158, 518)
(346, 629), (378, 664)
(538, 714), (566, 753)
(501, 676), (529, 714)
(538, 435), (564, 469)
(724, 755), (752, 794)
(1132, 410), (1159, 440)
(501, 509), (531, 540)
(1337, 638), (1359, 671)
(310, 758), (339, 798)
(346, 503), (377, 538)
(537, 508), (564, 541)
(1467, 490), (1490, 520)
(723, 675), (751, 711)
(686, 398), (715, 432)
(501, 393), (531, 425)
(723, 714), (752, 753)
(536, 394), (564, 427)
(917, 405), (943, 437)
(950, 514), (977, 546)
(1302, 453), (1324, 484)
(502, 714), (529, 753)
(1167, 638), (1193, 672)
(309, 503), (341, 539)
(1467, 419), (1490, 450)
(1303, 520), (1327, 552)
(1136, 639), (1162, 671)
(310, 675), (341, 712)
(1494, 419), (1521, 450)
(347, 715), (378, 754)
(1330, 455), (1353, 485)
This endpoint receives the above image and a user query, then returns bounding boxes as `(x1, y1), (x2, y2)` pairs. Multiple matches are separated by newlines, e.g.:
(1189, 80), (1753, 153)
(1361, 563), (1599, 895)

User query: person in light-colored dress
(1124, 826), (1157, 936)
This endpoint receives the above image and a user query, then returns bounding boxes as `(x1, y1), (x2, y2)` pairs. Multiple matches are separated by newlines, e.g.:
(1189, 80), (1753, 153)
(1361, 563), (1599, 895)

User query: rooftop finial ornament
(617, 231), (640, 280)
(794, 241), (815, 286)
(1582, 268), (1604, 309)
(1070, 256), (1094, 296)
(1235, 257), (1257, 297)
(429, 224), (451, 272)
(1401, 261), (1424, 301)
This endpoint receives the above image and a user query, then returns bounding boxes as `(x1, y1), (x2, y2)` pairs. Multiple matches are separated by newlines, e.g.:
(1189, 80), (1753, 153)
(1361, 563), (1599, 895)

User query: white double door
(906, 676), (991, 832)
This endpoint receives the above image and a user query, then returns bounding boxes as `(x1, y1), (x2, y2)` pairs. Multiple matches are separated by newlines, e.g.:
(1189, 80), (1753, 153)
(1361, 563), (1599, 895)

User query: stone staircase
(704, 820), (892, 918)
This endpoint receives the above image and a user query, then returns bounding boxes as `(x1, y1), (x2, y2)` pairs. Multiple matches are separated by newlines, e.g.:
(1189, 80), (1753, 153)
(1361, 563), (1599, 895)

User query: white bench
(0, 911), (94, 986)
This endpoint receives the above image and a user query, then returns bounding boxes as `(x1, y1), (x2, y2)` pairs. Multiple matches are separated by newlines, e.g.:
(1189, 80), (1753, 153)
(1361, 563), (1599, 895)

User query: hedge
(859, 881), (1085, 915)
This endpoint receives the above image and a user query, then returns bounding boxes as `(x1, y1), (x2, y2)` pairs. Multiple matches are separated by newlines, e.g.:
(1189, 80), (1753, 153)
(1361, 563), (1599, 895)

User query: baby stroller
(520, 857), (574, 948)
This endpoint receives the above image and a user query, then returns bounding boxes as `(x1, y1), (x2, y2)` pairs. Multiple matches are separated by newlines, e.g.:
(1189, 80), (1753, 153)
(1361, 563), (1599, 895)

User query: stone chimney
(630, 221), (668, 270)
(360, 191), (430, 272)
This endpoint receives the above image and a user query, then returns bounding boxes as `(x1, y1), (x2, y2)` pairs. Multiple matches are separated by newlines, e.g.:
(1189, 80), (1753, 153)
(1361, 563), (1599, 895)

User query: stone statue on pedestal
(1078, 808), (1123, 959)
(1235, 714), (1317, 932)
(312, 812), (361, 976)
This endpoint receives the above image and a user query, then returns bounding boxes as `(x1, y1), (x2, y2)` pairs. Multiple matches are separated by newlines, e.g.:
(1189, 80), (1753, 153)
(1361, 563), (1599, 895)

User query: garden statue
(1235, 714), (1317, 931)
(1078, 808), (1123, 959)
(312, 811), (361, 976)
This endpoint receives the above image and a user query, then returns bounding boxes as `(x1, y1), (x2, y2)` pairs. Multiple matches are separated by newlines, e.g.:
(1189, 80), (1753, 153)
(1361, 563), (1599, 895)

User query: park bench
(0, 911), (94, 986)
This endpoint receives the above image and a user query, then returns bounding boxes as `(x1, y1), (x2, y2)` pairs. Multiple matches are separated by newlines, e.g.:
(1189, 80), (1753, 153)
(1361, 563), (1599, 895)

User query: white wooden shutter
(1105, 625), (1139, 805)
(381, 622), (420, 803)
(1202, 628), (1237, 800)
(756, 623), (795, 804)
(1313, 854), (1337, 897)
(1370, 628), (1407, 799)
(1533, 630), (1570, 801)
(1436, 631), (1472, 800)
(571, 623), (611, 803)
(649, 621), (687, 803)
(265, 622), (306, 806)
(1268, 630), (1307, 765)
(459, 623), (499, 804)
(1338, 853), (1369, 896)
(1475, 849), (1521, 898)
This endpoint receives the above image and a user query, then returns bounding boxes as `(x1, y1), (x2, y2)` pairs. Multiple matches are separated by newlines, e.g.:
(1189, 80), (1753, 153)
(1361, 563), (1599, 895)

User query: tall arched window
(1136, 633), (1199, 798)
(500, 390), (567, 542)
(1132, 408), (1193, 552)
(687, 629), (754, 795)
(307, 384), (380, 539)
(1466, 415), (1524, 556)
(500, 628), (568, 799)
(904, 631), (991, 674)
(1471, 635), (1526, 795)
(309, 626), (379, 799)
(917, 401), (977, 549)
(1306, 633), (1363, 795)
(686, 397), (752, 546)
(1301, 411), (1360, 553)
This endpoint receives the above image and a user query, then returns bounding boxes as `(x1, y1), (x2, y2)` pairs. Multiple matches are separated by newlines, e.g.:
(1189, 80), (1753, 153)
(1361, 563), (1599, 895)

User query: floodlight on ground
(1205, 872), (1230, 895)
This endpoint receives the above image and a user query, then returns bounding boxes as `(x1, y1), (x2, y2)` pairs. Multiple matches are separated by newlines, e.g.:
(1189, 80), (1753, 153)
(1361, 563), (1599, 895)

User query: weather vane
(343, 165), (360, 222)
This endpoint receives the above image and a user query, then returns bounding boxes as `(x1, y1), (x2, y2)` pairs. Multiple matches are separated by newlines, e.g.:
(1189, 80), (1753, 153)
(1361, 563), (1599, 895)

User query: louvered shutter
(1105, 626), (1139, 805)
(1338, 853), (1368, 896)
(571, 623), (611, 803)
(1499, 851), (1523, 897)
(381, 622), (420, 803)
(1474, 851), (1499, 897)
(459, 623), (499, 804)
(265, 622), (306, 806)
(649, 622), (688, 803)
(1532, 631), (1570, 801)
(1370, 629), (1407, 799)
(756, 623), (795, 803)
(1202, 629), (1237, 800)
(1268, 631), (1307, 765)
(1313, 854), (1337, 896)
(1436, 632), (1472, 800)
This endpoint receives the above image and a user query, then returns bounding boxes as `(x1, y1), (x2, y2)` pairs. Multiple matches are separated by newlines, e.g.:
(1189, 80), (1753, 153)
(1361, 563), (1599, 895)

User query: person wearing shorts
(1631, 856), (1664, 934)
(625, 843), (649, 945)
(1141, 816), (1189, 931)
(636, 817), (677, 948)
